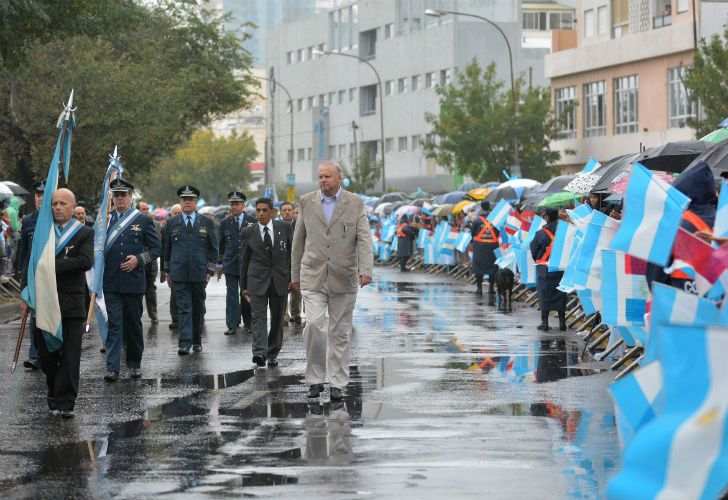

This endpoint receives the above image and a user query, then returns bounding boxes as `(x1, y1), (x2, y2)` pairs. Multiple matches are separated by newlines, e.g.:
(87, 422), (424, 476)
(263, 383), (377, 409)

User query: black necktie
(186, 216), (193, 232)
(109, 212), (118, 228)
(263, 226), (272, 253)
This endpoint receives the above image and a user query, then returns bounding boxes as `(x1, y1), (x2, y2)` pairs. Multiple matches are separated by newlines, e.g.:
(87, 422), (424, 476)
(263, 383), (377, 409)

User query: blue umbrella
(433, 191), (466, 205)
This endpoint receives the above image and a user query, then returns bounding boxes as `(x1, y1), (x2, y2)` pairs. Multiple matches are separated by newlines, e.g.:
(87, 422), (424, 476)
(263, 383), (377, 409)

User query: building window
(385, 80), (394, 96)
(653, 0), (672, 28)
(318, 42), (327, 53)
(329, 4), (358, 51)
(597, 6), (608, 34)
(329, 145), (336, 159)
(319, 94), (325, 107)
(412, 134), (421, 150)
(297, 98), (304, 112)
(307, 46), (314, 60)
(297, 48), (305, 62)
(398, 77), (408, 94)
(329, 91), (335, 105)
(555, 86), (577, 139)
(308, 96), (315, 109)
(360, 84), (377, 116)
(359, 28), (377, 59)
(338, 89), (345, 104)
(614, 75), (638, 134)
(612, 0), (629, 37)
(425, 71), (436, 88)
(677, 0), (689, 12)
(297, 148), (305, 161)
(584, 9), (595, 37)
(523, 10), (575, 30)
(307, 147), (312, 160)
(384, 22), (394, 39)
(440, 69), (451, 86)
(349, 88), (356, 102)
(398, 136), (408, 152)
(286, 51), (294, 64)
(668, 66), (697, 128)
(385, 138), (394, 153)
(412, 74), (422, 91)
(583, 81), (606, 137)
(339, 144), (347, 158)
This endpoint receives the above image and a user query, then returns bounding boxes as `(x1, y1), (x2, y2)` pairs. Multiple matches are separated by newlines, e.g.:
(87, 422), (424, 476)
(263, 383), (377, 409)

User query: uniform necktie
(263, 226), (272, 252)
(238, 217), (242, 231)
(186, 215), (193, 232)
(109, 212), (118, 228)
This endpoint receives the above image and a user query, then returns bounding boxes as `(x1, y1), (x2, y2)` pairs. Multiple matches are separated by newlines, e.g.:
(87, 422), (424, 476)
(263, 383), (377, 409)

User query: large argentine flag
(610, 361), (663, 450)
(486, 199), (513, 229)
(610, 162), (690, 266)
(548, 220), (578, 272)
(572, 211), (620, 291)
(607, 324), (728, 500)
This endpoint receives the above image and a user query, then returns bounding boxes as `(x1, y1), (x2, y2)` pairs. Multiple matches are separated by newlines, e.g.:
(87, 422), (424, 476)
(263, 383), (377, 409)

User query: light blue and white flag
(438, 227), (458, 257)
(381, 218), (396, 243)
(548, 220), (578, 272)
(495, 247), (518, 273)
(566, 203), (594, 231)
(423, 238), (436, 265)
(454, 230), (472, 253)
(417, 228), (429, 248)
(610, 162), (690, 266)
(515, 245), (537, 287)
(609, 361), (663, 450)
(572, 211), (620, 291)
(607, 324), (728, 500)
(582, 157), (600, 173)
(713, 179), (728, 240)
(21, 92), (76, 352)
(486, 199), (513, 229)
(650, 282), (726, 328)
(601, 250), (649, 327)
(379, 242), (392, 260)
(422, 201), (433, 216)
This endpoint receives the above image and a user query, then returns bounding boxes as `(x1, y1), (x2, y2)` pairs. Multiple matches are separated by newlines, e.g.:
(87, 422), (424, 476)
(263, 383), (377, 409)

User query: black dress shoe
(104, 371), (119, 382)
(267, 358), (278, 368)
(47, 396), (57, 412)
(60, 409), (75, 419)
(224, 328), (237, 336)
(178, 346), (191, 355)
(23, 358), (39, 370)
(252, 355), (266, 367)
(193, 344), (203, 353)
(330, 387), (343, 401)
(307, 383), (324, 399)
(536, 324), (550, 331)
(169, 322), (179, 330)
(559, 322), (567, 331)
(100, 347), (106, 354)
(130, 368), (142, 379)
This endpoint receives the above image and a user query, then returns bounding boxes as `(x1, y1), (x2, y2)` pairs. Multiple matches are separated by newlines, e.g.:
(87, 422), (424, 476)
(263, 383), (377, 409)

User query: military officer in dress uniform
(18, 179), (46, 370)
(103, 179), (161, 381)
(164, 185), (218, 355)
(217, 191), (256, 335)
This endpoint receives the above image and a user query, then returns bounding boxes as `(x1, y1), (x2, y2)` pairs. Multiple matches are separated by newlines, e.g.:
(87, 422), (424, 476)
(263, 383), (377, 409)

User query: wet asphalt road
(0, 268), (619, 499)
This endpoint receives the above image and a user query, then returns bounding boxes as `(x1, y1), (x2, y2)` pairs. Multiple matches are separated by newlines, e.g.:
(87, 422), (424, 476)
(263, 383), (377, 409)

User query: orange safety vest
(473, 216), (498, 243)
(396, 222), (408, 238)
(670, 210), (713, 279)
(535, 228), (555, 265)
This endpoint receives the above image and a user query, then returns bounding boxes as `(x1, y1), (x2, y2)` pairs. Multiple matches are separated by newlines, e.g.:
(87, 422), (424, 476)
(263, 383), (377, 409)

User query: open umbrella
(484, 186), (518, 202)
(635, 140), (710, 173)
(701, 128), (728, 144)
(395, 205), (419, 220)
(538, 191), (579, 208)
(498, 178), (540, 190)
(434, 204), (454, 216)
(0, 181), (30, 195)
(432, 191), (466, 205)
(521, 175), (575, 206)
(407, 191), (432, 199)
(379, 192), (407, 203)
(590, 153), (640, 192)
(463, 187), (491, 201)
(563, 173), (601, 194)
(452, 200), (476, 215)
(610, 167), (675, 194)
(681, 139), (728, 179)
(457, 181), (481, 191)
(0, 183), (14, 200)
(374, 202), (392, 216)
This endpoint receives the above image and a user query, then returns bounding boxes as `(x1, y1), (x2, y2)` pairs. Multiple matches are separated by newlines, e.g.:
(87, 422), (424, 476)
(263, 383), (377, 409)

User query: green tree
(144, 130), (257, 206)
(424, 59), (566, 182)
(0, 0), (257, 205)
(684, 26), (728, 137)
(343, 149), (381, 194)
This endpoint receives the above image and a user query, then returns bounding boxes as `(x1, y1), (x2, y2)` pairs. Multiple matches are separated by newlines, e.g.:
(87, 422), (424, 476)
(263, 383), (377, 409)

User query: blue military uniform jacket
(164, 213), (218, 283)
(17, 211), (39, 275)
(103, 210), (162, 294)
(218, 213), (256, 276)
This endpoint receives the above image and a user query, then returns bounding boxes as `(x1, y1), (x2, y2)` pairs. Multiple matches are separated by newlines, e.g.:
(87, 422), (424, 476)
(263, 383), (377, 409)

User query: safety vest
(396, 222), (408, 238)
(670, 210), (713, 279)
(535, 228), (555, 265)
(473, 216), (498, 243)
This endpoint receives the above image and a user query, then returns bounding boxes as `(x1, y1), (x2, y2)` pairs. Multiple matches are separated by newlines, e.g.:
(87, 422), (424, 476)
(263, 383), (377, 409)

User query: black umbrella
(520, 175), (575, 205)
(457, 181), (480, 191)
(484, 186), (518, 202)
(681, 139), (728, 179)
(0, 181), (30, 196)
(590, 153), (640, 193)
(635, 140), (710, 173)
(379, 192), (407, 203)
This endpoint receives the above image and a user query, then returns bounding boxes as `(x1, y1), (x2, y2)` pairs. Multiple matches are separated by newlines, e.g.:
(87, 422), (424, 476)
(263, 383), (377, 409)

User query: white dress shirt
(258, 220), (274, 245)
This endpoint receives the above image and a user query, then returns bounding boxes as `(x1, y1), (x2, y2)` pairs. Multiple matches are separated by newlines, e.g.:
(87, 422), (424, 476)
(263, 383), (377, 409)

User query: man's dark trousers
(250, 281), (286, 359)
(145, 260), (158, 321)
(174, 282), (205, 348)
(224, 273), (242, 330)
(105, 293), (144, 372)
(33, 318), (83, 411)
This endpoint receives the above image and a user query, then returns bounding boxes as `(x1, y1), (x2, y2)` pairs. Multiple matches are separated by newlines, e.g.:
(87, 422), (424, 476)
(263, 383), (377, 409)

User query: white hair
(319, 161), (343, 176)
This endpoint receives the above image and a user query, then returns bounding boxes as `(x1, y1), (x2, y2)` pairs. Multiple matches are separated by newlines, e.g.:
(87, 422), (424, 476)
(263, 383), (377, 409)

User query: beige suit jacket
(291, 188), (374, 294)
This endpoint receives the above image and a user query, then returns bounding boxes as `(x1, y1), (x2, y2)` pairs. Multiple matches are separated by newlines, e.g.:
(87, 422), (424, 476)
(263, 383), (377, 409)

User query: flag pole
(11, 309), (30, 374)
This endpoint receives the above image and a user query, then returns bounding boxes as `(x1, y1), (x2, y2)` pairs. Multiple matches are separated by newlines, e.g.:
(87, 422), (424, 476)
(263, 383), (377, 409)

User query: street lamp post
(313, 49), (387, 192)
(425, 8), (521, 177)
(256, 75), (294, 177)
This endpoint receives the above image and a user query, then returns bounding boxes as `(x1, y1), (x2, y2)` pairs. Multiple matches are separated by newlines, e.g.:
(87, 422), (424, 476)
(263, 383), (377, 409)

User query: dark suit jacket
(17, 211), (39, 277)
(239, 220), (292, 297)
(163, 213), (218, 283)
(103, 212), (161, 294)
(21, 224), (94, 319)
(218, 213), (256, 276)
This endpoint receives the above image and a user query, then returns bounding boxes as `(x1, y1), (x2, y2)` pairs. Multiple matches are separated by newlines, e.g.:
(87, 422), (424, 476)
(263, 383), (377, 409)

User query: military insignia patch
(199, 227), (208, 234)
(131, 224), (142, 232)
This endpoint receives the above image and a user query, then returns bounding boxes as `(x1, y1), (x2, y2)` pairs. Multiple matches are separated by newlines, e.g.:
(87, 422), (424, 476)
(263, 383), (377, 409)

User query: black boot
(537, 314), (549, 331)
(475, 277), (483, 296)
(558, 311), (567, 331)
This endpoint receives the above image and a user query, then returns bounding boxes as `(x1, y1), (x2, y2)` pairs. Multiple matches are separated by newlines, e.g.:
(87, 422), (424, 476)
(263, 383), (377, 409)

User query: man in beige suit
(291, 161), (374, 401)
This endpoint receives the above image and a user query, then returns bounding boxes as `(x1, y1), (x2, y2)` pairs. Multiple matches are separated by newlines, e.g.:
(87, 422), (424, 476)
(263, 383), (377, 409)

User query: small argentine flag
(600, 250), (649, 327)
(422, 201), (433, 216)
(486, 199), (513, 229)
(609, 360), (663, 450)
(454, 230), (472, 253)
(582, 157), (600, 173)
(713, 179), (728, 240)
(547, 220), (578, 272)
(610, 162), (690, 266)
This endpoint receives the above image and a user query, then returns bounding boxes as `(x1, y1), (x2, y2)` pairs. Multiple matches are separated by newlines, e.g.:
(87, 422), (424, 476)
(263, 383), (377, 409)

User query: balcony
(653, 13), (673, 28)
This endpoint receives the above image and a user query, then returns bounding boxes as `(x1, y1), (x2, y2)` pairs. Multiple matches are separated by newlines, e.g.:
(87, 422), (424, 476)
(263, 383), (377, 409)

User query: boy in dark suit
(240, 197), (292, 367)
